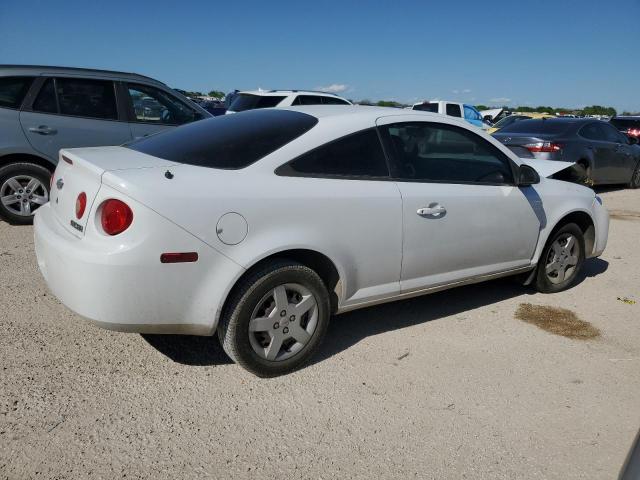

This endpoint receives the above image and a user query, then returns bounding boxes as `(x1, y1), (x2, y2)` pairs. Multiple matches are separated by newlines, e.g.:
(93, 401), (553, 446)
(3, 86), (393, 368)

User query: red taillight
(75, 192), (87, 219)
(626, 128), (640, 138)
(160, 252), (199, 263)
(524, 142), (563, 153)
(100, 199), (133, 235)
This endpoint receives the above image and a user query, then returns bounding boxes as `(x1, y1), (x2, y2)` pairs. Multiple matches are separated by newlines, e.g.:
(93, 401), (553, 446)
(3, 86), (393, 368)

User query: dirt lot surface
(1, 188), (639, 479)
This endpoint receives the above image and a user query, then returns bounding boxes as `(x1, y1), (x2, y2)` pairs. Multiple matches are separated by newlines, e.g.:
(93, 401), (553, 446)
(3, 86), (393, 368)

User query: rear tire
(218, 259), (330, 377)
(628, 161), (640, 189)
(0, 163), (51, 225)
(534, 223), (585, 293)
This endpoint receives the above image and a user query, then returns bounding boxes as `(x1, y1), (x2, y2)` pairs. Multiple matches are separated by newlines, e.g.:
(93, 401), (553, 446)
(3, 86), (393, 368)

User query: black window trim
(378, 120), (519, 187)
(275, 127), (392, 181)
(123, 81), (201, 126)
(23, 75), (124, 122)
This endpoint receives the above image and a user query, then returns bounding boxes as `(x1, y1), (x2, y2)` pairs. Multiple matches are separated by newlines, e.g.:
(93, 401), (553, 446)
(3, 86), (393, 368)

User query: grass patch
(515, 303), (600, 340)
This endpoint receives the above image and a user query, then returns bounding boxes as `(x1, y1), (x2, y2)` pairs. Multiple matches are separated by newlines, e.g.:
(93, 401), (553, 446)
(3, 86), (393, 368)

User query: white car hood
(518, 158), (575, 178)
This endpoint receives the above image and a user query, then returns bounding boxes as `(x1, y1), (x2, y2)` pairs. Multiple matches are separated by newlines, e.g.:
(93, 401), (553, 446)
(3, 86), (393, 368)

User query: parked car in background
(35, 106), (609, 376)
(610, 116), (640, 140)
(493, 118), (640, 187)
(198, 100), (226, 116)
(487, 112), (555, 134)
(410, 101), (487, 129)
(226, 90), (352, 113)
(0, 65), (211, 224)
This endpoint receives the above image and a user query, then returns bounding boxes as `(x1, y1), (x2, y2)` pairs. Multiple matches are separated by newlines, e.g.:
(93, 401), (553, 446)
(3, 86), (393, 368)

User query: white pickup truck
(410, 100), (488, 129)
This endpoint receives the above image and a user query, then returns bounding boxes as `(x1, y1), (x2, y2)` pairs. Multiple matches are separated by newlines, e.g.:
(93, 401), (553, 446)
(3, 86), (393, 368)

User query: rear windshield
(412, 102), (439, 113)
(127, 109), (318, 169)
(498, 119), (572, 135)
(229, 93), (287, 112)
(610, 118), (640, 130)
(0, 76), (35, 109)
(492, 115), (530, 129)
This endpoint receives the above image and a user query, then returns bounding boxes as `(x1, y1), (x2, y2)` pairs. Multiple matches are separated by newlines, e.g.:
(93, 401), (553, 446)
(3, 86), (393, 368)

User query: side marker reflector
(160, 252), (199, 263)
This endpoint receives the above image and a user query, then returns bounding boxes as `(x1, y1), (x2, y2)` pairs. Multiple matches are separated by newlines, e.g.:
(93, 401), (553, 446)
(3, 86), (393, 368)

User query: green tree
(208, 90), (225, 99)
(475, 105), (488, 111)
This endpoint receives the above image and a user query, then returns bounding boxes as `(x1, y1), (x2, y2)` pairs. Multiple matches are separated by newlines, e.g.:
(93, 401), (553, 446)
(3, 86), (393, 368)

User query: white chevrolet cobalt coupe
(34, 106), (609, 376)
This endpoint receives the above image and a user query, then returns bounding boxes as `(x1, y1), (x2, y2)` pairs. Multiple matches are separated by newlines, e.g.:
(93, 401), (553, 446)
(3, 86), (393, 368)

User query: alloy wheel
(248, 283), (319, 361)
(544, 233), (579, 284)
(0, 175), (49, 217)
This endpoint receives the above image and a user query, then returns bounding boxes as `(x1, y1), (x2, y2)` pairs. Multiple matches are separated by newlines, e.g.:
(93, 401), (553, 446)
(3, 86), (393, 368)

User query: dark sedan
(493, 118), (640, 187)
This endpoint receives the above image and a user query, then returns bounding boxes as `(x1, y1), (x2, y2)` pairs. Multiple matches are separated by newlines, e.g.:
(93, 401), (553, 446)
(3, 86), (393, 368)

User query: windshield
(229, 93), (287, 112)
(412, 102), (439, 113)
(127, 109), (318, 169)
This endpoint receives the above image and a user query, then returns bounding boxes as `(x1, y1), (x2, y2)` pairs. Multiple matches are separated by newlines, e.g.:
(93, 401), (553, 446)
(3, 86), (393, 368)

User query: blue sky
(2, 0), (639, 111)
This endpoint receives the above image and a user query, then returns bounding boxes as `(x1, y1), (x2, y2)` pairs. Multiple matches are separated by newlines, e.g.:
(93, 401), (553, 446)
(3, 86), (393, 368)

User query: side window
(32, 78), (58, 114)
(56, 78), (117, 119)
(0, 76), (35, 109)
(446, 103), (462, 117)
(277, 129), (389, 178)
(127, 84), (199, 125)
(321, 96), (350, 105)
(292, 95), (324, 106)
(580, 123), (606, 141)
(382, 122), (514, 185)
(601, 123), (626, 143)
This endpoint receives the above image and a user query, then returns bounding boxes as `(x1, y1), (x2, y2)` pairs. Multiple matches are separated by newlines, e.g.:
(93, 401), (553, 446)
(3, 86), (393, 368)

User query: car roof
(280, 104), (449, 121)
(0, 64), (164, 86)
(239, 89), (340, 97)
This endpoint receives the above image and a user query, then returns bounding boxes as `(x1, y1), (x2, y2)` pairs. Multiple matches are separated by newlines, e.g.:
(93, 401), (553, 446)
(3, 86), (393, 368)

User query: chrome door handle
(28, 125), (57, 135)
(417, 204), (446, 217)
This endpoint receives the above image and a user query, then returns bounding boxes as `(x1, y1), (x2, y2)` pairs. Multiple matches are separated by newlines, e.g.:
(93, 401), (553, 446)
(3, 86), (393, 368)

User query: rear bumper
(34, 201), (244, 335)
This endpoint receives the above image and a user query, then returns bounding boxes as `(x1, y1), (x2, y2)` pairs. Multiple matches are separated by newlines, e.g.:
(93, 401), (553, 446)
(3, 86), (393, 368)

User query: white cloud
(452, 89), (459, 94)
(490, 97), (512, 104)
(316, 83), (348, 93)
(462, 88), (471, 94)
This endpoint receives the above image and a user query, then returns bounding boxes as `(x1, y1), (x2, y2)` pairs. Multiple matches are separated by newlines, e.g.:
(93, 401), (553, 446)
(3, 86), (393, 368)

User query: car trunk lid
(50, 146), (179, 238)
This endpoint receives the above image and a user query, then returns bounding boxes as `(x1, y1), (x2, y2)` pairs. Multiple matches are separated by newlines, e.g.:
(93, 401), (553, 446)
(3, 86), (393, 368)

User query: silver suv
(0, 65), (211, 224)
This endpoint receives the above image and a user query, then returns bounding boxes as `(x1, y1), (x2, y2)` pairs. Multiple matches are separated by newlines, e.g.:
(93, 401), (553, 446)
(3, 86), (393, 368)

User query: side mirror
(518, 164), (540, 186)
(483, 115), (493, 123)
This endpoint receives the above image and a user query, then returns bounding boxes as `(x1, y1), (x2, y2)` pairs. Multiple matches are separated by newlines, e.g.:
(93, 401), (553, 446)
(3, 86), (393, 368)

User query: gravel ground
(1, 188), (639, 480)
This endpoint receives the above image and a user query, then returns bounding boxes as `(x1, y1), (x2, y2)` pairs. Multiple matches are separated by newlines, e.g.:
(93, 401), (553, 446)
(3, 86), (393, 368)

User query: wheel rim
(545, 233), (579, 284)
(0, 175), (49, 217)
(248, 283), (318, 362)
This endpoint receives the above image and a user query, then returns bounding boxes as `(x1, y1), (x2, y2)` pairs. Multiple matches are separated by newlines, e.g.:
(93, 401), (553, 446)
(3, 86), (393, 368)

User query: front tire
(534, 223), (585, 293)
(0, 163), (51, 225)
(218, 260), (330, 377)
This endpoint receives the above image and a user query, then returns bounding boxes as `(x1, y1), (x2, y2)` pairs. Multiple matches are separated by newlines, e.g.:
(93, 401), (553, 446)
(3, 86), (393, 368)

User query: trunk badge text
(70, 220), (83, 232)
(56, 178), (64, 190)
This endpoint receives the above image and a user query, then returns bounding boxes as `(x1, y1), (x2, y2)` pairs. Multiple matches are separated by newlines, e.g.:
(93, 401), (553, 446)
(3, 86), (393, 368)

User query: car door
(377, 117), (540, 293)
(275, 128), (402, 307)
(19, 77), (132, 162)
(601, 122), (637, 183)
(578, 122), (617, 183)
(123, 83), (205, 140)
